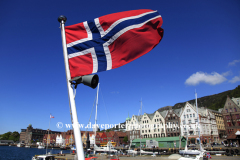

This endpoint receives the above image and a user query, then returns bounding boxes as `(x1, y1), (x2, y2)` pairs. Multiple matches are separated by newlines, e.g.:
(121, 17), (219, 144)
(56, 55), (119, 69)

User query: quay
(52, 154), (240, 160)
(2, 143), (240, 155)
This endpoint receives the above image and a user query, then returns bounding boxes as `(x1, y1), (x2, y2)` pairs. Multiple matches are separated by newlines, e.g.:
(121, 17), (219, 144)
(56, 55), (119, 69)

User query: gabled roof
(180, 102), (197, 117)
(97, 132), (103, 137)
(134, 115), (142, 122)
(231, 97), (240, 107)
(146, 113), (155, 120)
(159, 110), (168, 118)
(173, 108), (182, 117)
(115, 131), (127, 137)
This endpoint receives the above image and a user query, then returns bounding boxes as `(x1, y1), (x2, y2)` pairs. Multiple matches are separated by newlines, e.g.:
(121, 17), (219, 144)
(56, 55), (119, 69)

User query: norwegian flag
(65, 9), (164, 78)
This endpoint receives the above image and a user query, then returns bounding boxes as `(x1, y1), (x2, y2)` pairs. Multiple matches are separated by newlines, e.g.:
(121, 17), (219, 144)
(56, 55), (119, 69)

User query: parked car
(211, 142), (220, 146)
(188, 144), (196, 147)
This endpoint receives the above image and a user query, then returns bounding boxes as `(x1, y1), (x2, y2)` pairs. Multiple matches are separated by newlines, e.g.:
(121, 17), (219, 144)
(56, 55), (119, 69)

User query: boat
(71, 146), (76, 150)
(17, 143), (23, 147)
(25, 145), (31, 148)
(32, 155), (55, 160)
(179, 92), (205, 156)
(38, 145), (45, 149)
(127, 149), (158, 155)
(179, 128), (201, 155)
(60, 144), (67, 150)
(94, 142), (117, 153)
(178, 151), (204, 160)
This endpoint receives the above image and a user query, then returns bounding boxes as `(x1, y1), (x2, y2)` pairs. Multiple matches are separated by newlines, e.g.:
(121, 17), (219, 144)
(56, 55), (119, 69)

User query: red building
(43, 133), (57, 145)
(96, 132), (102, 146)
(115, 131), (127, 145)
(106, 132), (114, 142)
(100, 132), (107, 143)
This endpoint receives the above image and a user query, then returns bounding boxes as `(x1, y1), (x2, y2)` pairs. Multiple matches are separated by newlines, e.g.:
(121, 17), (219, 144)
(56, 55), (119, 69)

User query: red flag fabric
(65, 9), (163, 78)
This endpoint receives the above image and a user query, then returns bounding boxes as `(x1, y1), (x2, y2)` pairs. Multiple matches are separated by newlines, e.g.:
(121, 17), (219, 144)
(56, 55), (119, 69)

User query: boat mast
(195, 91), (202, 151)
(94, 83), (100, 154)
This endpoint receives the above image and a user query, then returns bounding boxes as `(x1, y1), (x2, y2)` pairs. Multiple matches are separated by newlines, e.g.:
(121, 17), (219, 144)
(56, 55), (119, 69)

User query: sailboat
(178, 152), (204, 160)
(178, 92), (205, 159)
(94, 142), (117, 153)
(179, 127), (201, 155)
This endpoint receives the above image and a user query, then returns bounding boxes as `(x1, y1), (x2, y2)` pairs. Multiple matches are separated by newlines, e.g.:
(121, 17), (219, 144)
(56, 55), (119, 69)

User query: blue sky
(0, 0), (240, 134)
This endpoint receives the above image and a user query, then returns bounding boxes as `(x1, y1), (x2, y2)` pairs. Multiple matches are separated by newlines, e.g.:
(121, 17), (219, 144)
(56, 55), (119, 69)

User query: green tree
(190, 138), (195, 144)
(1, 132), (12, 140)
(9, 131), (20, 142)
(0, 131), (20, 142)
(123, 136), (128, 143)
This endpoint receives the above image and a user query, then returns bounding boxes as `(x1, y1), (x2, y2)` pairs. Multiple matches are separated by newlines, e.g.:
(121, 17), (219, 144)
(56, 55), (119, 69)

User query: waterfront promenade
(53, 154), (240, 160)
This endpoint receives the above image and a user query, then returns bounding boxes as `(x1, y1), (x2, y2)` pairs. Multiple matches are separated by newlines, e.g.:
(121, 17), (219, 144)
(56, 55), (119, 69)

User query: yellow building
(209, 109), (226, 139)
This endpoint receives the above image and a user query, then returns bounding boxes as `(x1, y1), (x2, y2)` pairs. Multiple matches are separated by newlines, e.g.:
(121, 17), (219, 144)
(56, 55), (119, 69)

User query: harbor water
(0, 146), (71, 160)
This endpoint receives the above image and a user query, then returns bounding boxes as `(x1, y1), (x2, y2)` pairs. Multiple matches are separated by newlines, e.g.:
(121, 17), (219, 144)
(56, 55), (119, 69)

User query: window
(226, 109), (228, 113)
(236, 114), (240, 119)
(190, 114), (192, 117)
(187, 114), (189, 118)
(234, 108), (237, 112)
(230, 108), (232, 112)
(237, 121), (240, 126)
(184, 115), (186, 118)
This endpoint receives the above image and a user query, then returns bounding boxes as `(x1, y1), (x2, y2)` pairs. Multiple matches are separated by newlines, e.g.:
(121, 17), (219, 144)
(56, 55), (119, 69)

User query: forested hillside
(158, 85), (240, 112)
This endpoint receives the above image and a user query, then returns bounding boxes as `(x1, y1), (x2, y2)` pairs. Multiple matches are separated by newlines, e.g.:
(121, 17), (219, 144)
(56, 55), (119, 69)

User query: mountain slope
(158, 85), (240, 112)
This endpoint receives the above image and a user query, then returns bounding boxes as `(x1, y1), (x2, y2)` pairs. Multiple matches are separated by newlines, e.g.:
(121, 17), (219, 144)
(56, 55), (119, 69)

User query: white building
(141, 111), (167, 138)
(198, 107), (219, 142)
(180, 102), (199, 137)
(56, 134), (65, 146)
(126, 110), (167, 140)
(179, 102), (219, 143)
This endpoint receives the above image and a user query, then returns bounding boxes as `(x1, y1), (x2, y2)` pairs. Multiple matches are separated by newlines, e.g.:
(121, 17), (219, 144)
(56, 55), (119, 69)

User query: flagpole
(58, 15), (85, 160)
(46, 115), (51, 155)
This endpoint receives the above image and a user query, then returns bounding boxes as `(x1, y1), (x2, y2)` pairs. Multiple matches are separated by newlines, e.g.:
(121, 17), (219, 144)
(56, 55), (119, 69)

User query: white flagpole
(46, 115), (51, 155)
(58, 15), (85, 160)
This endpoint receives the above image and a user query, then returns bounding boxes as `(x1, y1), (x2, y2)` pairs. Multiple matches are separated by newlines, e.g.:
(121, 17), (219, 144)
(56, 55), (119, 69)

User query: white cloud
(185, 72), (227, 86)
(222, 71), (232, 77)
(229, 59), (240, 66)
(229, 75), (240, 83)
